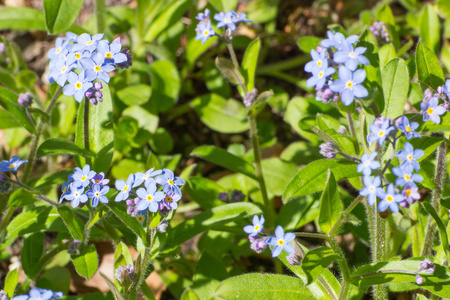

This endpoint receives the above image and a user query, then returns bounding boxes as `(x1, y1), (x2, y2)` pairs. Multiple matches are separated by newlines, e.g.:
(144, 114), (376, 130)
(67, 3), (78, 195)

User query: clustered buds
(286, 253), (301, 266)
(67, 240), (82, 255)
(249, 235), (268, 253)
(370, 21), (390, 42)
(217, 189), (245, 203)
(115, 264), (135, 284)
(415, 258), (435, 285)
(243, 88), (257, 107)
(319, 141), (337, 158)
(17, 92), (33, 107)
(85, 81), (103, 105)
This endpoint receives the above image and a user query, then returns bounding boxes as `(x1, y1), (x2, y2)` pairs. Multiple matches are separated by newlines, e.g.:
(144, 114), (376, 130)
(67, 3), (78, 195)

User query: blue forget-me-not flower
(136, 181), (165, 213)
(243, 215), (265, 237)
(72, 165), (96, 188)
(367, 118), (394, 145)
(376, 183), (403, 213)
(357, 152), (381, 176)
(87, 184), (110, 207)
(392, 165), (423, 187)
(330, 66), (368, 106)
(396, 142), (424, 172)
(0, 156), (28, 173)
(115, 174), (134, 202)
(333, 40), (369, 71)
(156, 169), (185, 196)
(266, 226), (295, 257)
(359, 176), (382, 205)
(421, 96), (446, 124)
(397, 116), (420, 139)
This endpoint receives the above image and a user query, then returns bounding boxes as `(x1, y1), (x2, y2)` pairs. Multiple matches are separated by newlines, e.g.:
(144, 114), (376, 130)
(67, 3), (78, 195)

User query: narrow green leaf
(242, 38), (261, 91)
(261, 158), (299, 196)
(247, 90), (273, 117)
(8, 188), (37, 207)
(181, 288), (200, 300)
(0, 7), (46, 31)
(191, 146), (257, 180)
(108, 201), (149, 246)
(301, 247), (340, 284)
(166, 202), (262, 246)
(283, 159), (359, 202)
(22, 232), (45, 279)
(185, 177), (226, 209)
(37, 138), (94, 158)
(318, 170), (343, 234)
(214, 273), (315, 299)
(72, 244), (98, 279)
(0, 86), (36, 134)
(421, 202), (449, 261)
(57, 206), (85, 241)
(415, 42), (445, 90)
(114, 242), (133, 270)
(6, 206), (53, 239)
(215, 57), (245, 86)
(193, 251), (228, 299)
(99, 272), (123, 300)
(381, 58), (409, 120)
(190, 94), (249, 134)
(43, 0), (83, 34)
(4, 269), (19, 298)
(419, 4), (440, 53)
(149, 60), (180, 112)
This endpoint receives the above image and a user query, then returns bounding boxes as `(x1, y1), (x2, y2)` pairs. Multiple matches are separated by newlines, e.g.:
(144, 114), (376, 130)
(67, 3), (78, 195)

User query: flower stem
(82, 203), (94, 246)
(329, 195), (363, 237)
(295, 232), (328, 239)
(346, 110), (360, 155)
(328, 237), (351, 300)
(95, 0), (106, 34)
(22, 86), (63, 182)
(422, 139), (446, 256)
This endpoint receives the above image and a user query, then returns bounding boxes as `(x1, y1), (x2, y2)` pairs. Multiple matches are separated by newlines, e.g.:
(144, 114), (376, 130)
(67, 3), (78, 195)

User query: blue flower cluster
(115, 168), (185, 217)
(421, 86), (448, 124)
(8, 288), (62, 300)
(244, 216), (295, 257)
(0, 156), (28, 173)
(47, 33), (131, 104)
(305, 31), (369, 106)
(194, 9), (252, 44)
(60, 165), (110, 208)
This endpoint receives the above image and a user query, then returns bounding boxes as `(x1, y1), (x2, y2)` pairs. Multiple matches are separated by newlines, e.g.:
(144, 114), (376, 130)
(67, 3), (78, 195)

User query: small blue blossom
(306, 62), (335, 89)
(63, 184), (87, 208)
(304, 49), (328, 73)
(115, 174), (134, 202)
(392, 165), (423, 186)
(443, 79), (450, 99)
(421, 96), (446, 124)
(68, 50), (91, 69)
(266, 226), (295, 257)
(195, 20), (215, 44)
(80, 53), (115, 84)
(161, 189), (181, 211)
(134, 168), (162, 187)
(12, 288), (63, 300)
(136, 181), (165, 212)
(72, 33), (104, 53)
(195, 9), (210, 21)
(400, 184), (420, 208)
(376, 183), (403, 213)
(333, 41), (369, 71)
(357, 152), (381, 176)
(72, 165), (96, 188)
(233, 12), (252, 23)
(86, 184), (110, 207)
(91, 172), (109, 185)
(330, 66), (368, 105)
(243, 215), (265, 237)
(397, 116), (420, 139)
(320, 31), (358, 50)
(60, 175), (74, 203)
(214, 11), (238, 31)
(367, 119), (395, 146)
(49, 55), (76, 86)
(47, 37), (69, 61)
(62, 70), (94, 103)
(396, 142), (424, 172)
(156, 169), (185, 196)
(96, 40), (127, 65)
(359, 176), (382, 205)
(0, 156), (28, 173)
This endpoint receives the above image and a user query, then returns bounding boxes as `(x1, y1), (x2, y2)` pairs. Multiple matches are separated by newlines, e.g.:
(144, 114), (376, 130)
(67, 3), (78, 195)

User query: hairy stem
(328, 238), (351, 300)
(422, 139), (446, 256)
(22, 87), (63, 182)
(329, 195), (363, 237)
(294, 232), (328, 239)
(84, 98), (92, 166)
(346, 110), (360, 155)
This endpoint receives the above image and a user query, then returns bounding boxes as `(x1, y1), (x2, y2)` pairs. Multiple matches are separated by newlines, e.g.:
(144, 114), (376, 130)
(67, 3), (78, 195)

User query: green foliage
(301, 247), (340, 285)
(43, 0), (84, 34)
(72, 244), (98, 280)
(37, 138), (94, 158)
(318, 170), (343, 234)
(415, 42), (445, 90)
(57, 206), (85, 241)
(4, 269), (19, 298)
(22, 232), (45, 279)
(242, 38), (261, 92)
(192, 251), (228, 299)
(8, 188), (37, 207)
(0, 86), (36, 134)
(381, 58), (409, 120)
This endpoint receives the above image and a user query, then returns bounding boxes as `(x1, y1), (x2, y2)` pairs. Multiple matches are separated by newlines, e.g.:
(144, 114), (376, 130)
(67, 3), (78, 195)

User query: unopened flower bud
(115, 264), (135, 284)
(319, 141), (337, 158)
(286, 253), (301, 266)
(415, 274), (424, 285)
(426, 267), (435, 274)
(338, 126), (347, 134)
(217, 192), (229, 202)
(249, 236), (268, 253)
(18, 92), (33, 107)
(0, 289), (7, 300)
(230, 189), (245, 202)
(0, 43), (5, 53)
(424, 89), (433, 101)
(156, 219), (168, 233)
(116, 49), (133, 69)
(437, 86), (444, 94)
(68, 239), (81, 255)
(112, 37), (121, 44)
(94, 81), (103, 90)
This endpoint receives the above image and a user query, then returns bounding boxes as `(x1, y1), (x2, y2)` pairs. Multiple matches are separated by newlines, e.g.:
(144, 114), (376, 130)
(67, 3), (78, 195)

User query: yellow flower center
(75, 53), (81, 59)
(386, 195), (393, 202)
(277, 239), (285, 246)
(95, 192), (100, 197)
(168, 180), (174, 185)
(166, 196), (172, 203)
(9, 164), (16, 169)
(346, 81), (353, 88)
(254, 225), (260, 231)
(137, 215), (144, 222)
(204, 30), (209, 36)
(427, 108), (434, 115)
(87, 41), (93, 45)
(147, 195), (153, 201)
(123, 186), (128, 192)
(225, 18), (230, 23)
(407, 154), (413, 161)
(349, 52), (357, 58)
(56, 48), (61, 54)
(61, 67), (66, 72)
(318, 71), (324, 78)
(94, 66), (101, 72)
(96, 180), (101, 183)
(378, 131), (384, 137)
(404, 174), (410, 181)
(317, 60), (322, 67)
(105, 52), (112, 59)
(405, 189), (411, 196)
(81, 176), (87, 181)
(406, 126), (412, 132)
(75, 82), (82, 89)
(63, 187), (67, 193)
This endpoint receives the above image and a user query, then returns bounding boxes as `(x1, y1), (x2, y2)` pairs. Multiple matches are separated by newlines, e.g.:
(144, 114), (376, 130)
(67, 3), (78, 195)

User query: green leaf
(4, 269), (19, 298)
(6, 206), (55, 239)
(122, 105), (159, 133)
(190, 94), (248, 134)
(114, 242), (133, 270)
(421, 202), (449, 261)
(149, 128), (174, 154)
(242, 38), (261, 91)
(43, 0), (83, 34)
(8, 188), (37, 207)
(185, 177), (226, 209)
(72, 244), (98, 279)
(208, 0), (238, 12)
(149, 60), (180, 112)
(301, 247), (340, 284)
(297, 36), (322, 53)
(214, 273), (315, 299)
(37, 138), (94, 158)
(381, 58), (409, 120)
(193, 251), (228, 299)
(247, 90), (273, 117)
(180, 288), (200, 300)
(166, 202), (262, 246)
(57, 206), (85, 241)
(117, 84), (151, 106)
(191, 146), (257, 180)
(415, 42), (445, 90)
(0, 109), (20, 129)
(0, 7), (46, 31)
(261, 158), (299, 196)
(318, 170), (343, 234)
(378, 44), (396, 72)
(108, 201), (149, 246)
(36, 267), (71, 295)
(283, 159), (359, 202)
(437, 0), (450, 19)
(22, 232), (45, 279)
(419, 4), (440, 53)
(0, 86), (36, 134)
(75, 83), (114, 173)
(143, 0), (191, 42)
(215, 57), (245, 86)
